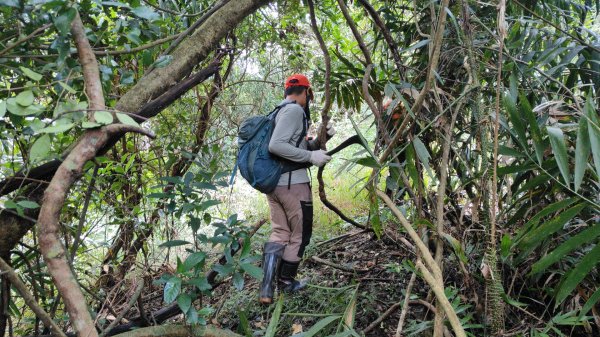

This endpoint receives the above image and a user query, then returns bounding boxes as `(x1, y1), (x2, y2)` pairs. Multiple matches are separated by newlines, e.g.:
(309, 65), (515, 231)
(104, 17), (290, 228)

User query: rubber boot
(278, 259), (308, 293)
(259, 242), (285, 304)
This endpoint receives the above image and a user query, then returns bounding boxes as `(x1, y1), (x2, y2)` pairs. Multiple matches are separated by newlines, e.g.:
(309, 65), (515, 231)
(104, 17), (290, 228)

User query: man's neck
(286, 95), (305, 107)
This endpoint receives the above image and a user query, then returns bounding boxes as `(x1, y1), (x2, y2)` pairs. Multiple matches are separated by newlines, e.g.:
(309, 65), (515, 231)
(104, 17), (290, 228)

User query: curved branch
(357, 0), (404, 75)
(111, 325), (241, 337)
(336, 0), (372, 65)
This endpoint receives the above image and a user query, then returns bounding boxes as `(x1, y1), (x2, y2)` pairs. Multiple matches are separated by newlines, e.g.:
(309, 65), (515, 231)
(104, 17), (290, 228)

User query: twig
(336, 0), (372, 65)
(395, 270), (417, 337)
(94, 33), (181, 56)
(70, 165), (99, 262)
(0, 257), (67, 337)
(363, 301), (403, 333)
(99, 280), (144, 337)
(310, 256), (368, 274)
(0, 24), (52, 57)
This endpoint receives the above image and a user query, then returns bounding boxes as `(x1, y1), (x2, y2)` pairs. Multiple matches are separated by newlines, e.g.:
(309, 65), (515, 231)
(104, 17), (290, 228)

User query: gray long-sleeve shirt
(268, 99), (319, 185)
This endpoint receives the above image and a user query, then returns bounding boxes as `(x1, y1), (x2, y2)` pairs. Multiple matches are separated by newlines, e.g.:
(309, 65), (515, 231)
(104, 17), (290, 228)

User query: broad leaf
(15, 91), (34, 107)
(176, 293), (192, 314)
(94, 111), (114, 125)
(20, 67), (43, 81)
(116, 113), (140, 127)
(240, 263), (263, 280)
(30, 134), (51, 163)
(39, 123), (74, 134)
(163, 277), (181, 304)
(183, 252), (206, 271)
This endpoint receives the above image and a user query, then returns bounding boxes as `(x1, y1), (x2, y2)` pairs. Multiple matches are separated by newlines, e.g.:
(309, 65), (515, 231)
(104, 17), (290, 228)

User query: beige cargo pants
(266, 183), (313, 262)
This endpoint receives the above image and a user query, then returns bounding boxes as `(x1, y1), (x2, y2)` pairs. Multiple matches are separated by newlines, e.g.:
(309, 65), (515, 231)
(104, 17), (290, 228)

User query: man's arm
(268, 105), (311, 162)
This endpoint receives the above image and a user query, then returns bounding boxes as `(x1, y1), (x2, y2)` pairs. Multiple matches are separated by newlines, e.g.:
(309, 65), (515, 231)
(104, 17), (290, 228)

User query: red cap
(285, 74), (311, 89)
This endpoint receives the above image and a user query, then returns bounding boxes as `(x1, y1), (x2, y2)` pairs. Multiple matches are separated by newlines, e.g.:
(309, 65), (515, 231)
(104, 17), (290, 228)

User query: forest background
(0, 0), (599, 336)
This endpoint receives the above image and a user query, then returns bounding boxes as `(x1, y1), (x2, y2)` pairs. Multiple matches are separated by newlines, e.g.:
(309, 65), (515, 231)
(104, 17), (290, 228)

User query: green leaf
(264, 295), (284, 337)
(17, 200), (40, 209)
(159, 240), (191, 248)
(233, 272), (244, 290)
(574, 116), (591, 192)
(7, 99), (43, 116)
(579, 287), (600, 320)
(163, 277), (181, 304)
(531, 224), (600, 275)
(19, 67), (43, 81)
(585, 97), (600, 179)
(443, 233), (468, 264)
(82, 121), (102, 129)
(15, 91), (34, 107)
(188, 277), (212, 291)
(39, 122), (75, 134)
(240, 263), (263, 280)
(54, 8), (77, 36)
(131, 6), (160, 21)
(176, 293), (192, 314)
(198, 200), (221, 212)
(412, 137), (434, 179)
(0, 100), (5, 118)
(94, 111), (113, 125)
(153, 55), (173, 68)
(546, 126), (571, 187)
(183, 252), (206, 271)
(301, 316), (341, 337)
(505, 94), (527, 149)
(520, 93), (544, 163)
(116, 113), (140, 127)
(518, 203), (587, 257)
(58, 81), (77, 94)
(30, 134), (51, 163)
(514, 198), (579, 244)
(555, 244), (600, 306)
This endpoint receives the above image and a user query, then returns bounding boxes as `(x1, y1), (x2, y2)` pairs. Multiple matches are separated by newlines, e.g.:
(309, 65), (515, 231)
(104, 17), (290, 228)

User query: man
(258, 74), (334, 304)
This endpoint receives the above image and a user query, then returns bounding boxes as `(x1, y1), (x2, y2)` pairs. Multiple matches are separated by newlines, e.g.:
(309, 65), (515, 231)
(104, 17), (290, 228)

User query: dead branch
(395, 271), (418, 337)
(0, 24), (52, 57)
(310, 256), (368, 274)
(0, 257), (66, 337)
(99, 280), (144, 337)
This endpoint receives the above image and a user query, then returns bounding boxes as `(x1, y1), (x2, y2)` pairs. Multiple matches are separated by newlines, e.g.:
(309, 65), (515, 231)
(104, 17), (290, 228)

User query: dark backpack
(235, 102), (311, 194)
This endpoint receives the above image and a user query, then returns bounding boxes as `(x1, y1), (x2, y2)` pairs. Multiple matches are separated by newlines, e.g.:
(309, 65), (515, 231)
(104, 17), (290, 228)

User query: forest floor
(99, 223), (482, 337)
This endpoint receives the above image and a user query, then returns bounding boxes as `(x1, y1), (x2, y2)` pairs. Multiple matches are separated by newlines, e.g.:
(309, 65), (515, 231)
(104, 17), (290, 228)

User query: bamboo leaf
(300, 315), (340, 337)
(412, 137), (434, 180)
(585, 96), (600, 178)
(531, 224), (600, 275)
(264, 295), (284, 337)
(555, 244), (600, 306)
(505, 94), (527, 149)
(514, 198), (579, 244)
(578, 287), (600, 320)
(546, 126), (571, 187)
(519, 93), (544, 163)
(574, 115), (591, 192)
(518, 202), (587, 256)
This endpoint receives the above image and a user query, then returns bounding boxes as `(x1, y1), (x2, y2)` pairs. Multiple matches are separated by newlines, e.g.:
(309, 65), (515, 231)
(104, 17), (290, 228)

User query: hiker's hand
(310, 150), (332, 167)
(326, 121), (336, 140)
